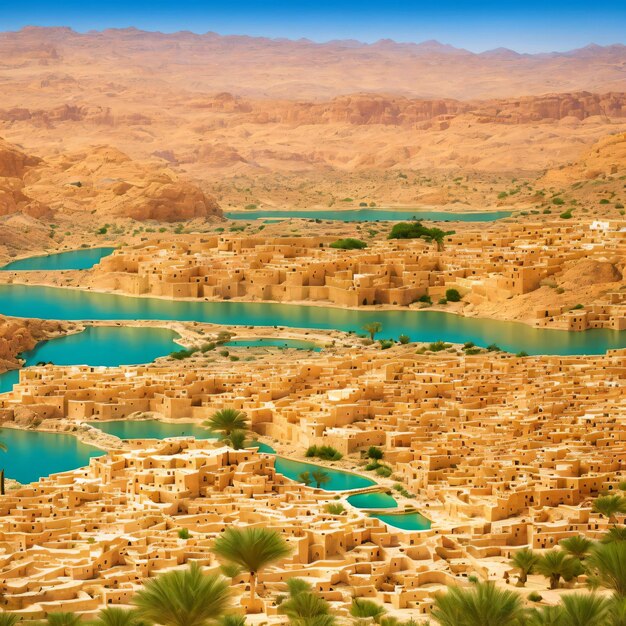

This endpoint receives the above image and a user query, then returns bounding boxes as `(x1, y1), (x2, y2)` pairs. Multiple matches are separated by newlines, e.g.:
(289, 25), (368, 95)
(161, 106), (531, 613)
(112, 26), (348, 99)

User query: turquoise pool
(347, 491), (398, 509)
(273, 456), (376, 491)
(370, 510), (432, 531)
(0, 326), (181, 394)
(0, 284), (622, 355)
(0, 428), (102, 483)
(87, 420), (276, 453)
(225, 209), (512, 223)
(1, 247), (115, 271)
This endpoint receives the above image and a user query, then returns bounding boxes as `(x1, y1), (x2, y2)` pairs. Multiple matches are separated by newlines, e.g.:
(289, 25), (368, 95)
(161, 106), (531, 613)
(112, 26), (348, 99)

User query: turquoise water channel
(0, 326), (180, 394)
(225, 209), (512, 222)
(0, 284), (623, 355)
(0, 247), (115, 271)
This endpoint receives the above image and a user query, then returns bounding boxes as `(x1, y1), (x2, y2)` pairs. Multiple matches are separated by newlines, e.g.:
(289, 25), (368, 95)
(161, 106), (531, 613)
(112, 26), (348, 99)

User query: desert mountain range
(1, 27), (626, 213)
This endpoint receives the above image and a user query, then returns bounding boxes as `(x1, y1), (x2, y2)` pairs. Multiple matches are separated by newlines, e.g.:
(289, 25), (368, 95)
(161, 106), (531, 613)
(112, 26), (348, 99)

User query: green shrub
(329, 238), (367, 250)
(599, 199), (610, 204)
(418, 294), (432, 304)
(528, 591), (543, 602)
(552, 197), (565, 205)
(398, 334), (410, 344)
(428, 341), (451, 352)
(367, 446), (384, 460)
(388, 221), (454, 247)
(486, 343), (501, 352)
(325, 503), (345, 515)
(438, 298), (448, 305)
(445, 288), (461, 302)
(375, 465), (392, 477)
(560, 210), (573, 219)
(170, 349), (195, 360)
(305, 445), (343, 461)
(177, 528), (191, 539)
(378, 339), (394, 350)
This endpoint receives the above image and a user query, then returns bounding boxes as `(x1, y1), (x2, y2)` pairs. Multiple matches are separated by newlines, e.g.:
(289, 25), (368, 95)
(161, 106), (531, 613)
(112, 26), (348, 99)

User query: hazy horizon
(2, 0), (626, 54)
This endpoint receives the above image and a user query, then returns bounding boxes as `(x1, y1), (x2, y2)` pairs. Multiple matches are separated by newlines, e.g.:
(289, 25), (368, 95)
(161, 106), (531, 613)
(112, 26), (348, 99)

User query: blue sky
(1, 0), (625, 53)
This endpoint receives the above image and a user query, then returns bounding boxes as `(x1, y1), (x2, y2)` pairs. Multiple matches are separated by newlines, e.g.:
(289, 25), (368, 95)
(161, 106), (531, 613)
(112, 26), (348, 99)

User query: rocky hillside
(0, 138), (221, 221)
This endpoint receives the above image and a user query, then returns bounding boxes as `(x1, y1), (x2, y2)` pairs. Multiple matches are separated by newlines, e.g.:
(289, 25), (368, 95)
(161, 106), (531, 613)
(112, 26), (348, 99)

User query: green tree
(602, 526), (626, 543)
(593, 495), (626, 523)
(559, 536), (593, 560)
(212, 527), (292, 604)
(524, 604), (564, 626)
(311, 470), (331, 489)
(534, 550), (582, 590)
(362, 322), (382, 341)
(133, 562), (231, 626)
(298, 471), (312, 486)
(279, 578), (335, 626)
(431, 582), (524, 626)
(349, 599), (386, 623)
(586, 541), (626, 596)
(204, 409), (249, 440)
(226, 430), (247, 450)
(509, 548), (538, 586)
(559, 593), (611, 626)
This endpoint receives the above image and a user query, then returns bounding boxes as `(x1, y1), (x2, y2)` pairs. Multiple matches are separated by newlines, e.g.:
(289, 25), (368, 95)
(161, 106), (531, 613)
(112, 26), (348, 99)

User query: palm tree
(212, 527), (292, 606)
(311, 470), (331, 489)
(559, 536), (594, 560)
(0, 440), (7, 496)
(226, 430), (247, 451)
(586, 541), (626, 596)
(91, 607), (147, 626)
(509, 548), (538, 586)
(279, 579), (335, 626)
(298, 471), (313, 487)
(592, 495), (626, 523)
(608, 596), (626, 626)
(602, 526), (626, 543)
(559, 593), (611, 626)
(534, 550), (583, 590)
(362, 322), (382, 341)
(431, 582), (524, 626)
(350, 599), (386, 623)
(133, 562), (231, 626)
(46, 614), (82, 626)
(524, 605), (564, 626)
(0, 614), (19, 626)
(204, 409), (249, 440)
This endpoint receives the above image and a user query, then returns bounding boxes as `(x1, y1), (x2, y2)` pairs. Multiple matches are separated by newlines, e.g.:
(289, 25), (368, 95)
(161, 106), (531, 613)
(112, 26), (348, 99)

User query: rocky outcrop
(542, 131), (626, 184)
(0, 316), (71, 372)
(0, 139), (51, 219)
(0, 138), (221, 222)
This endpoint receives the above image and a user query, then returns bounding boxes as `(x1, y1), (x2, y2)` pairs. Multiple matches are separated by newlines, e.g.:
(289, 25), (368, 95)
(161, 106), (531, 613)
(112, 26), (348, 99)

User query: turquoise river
(225, 209), (512, 222)
(0, 284), (623, 355)
(1, 247), (115, 271)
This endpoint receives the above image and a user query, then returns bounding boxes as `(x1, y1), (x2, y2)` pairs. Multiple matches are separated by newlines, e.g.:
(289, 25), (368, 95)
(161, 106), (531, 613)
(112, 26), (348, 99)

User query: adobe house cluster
(88, 219), (626, 328)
